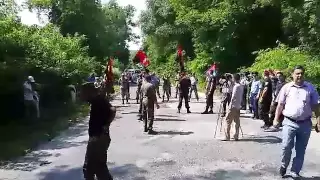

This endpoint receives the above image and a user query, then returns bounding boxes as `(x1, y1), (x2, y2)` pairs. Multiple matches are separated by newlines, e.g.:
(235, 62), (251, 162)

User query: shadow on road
(36, 163), (148, 180)
(0, 122), (88, 171)
(169, 169), (263, 180)
(155, 130), (193, 136)
(239, 135), (282, 144)
(0, 151), (55, 171)
(155, 118), (186, 122)
(156, 114), (179, 118)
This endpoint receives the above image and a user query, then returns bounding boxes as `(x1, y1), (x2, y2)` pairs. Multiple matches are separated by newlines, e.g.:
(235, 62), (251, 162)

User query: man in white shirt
(23, 76), (39, 119)
(189, 74), (199, 101)
(222, 73), (244, 141)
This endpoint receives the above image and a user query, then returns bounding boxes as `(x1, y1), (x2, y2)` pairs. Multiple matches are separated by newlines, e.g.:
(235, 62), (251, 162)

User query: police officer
(202, 70), (217, 114)
(118, 73), (129, 104)
(141, 75), (160, 134)
(162, 75), (171, 102)
(136, 73), (143, 104)
(177, 72), (191, 113)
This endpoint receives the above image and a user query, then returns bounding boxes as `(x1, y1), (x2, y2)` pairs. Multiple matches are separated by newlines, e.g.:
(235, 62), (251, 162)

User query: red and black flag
(206, 62), (218, 75)
(175, 44), (185, 72)
(132, 50), (150, 67)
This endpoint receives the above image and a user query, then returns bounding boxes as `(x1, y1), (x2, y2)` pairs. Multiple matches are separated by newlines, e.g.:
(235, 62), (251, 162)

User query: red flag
(133, 50), (150, 67)
(106, 57), (114, 82)
(177, 45), (183, 57)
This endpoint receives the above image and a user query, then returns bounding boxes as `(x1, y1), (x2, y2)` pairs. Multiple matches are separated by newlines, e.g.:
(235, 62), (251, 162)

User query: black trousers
(178, 92), (189, 109)
(205, 92), (214, 110)
(258, 100), (272, 126)
(242, 87), (247, 110)
(83, 134), (113, 180)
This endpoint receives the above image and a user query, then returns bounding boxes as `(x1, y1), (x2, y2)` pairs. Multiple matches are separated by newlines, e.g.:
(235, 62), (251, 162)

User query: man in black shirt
(258, 70), (273, 129)
(265, 71), (286, 131)
(80, 82), (116, 180)
(177, 72), (191, 113)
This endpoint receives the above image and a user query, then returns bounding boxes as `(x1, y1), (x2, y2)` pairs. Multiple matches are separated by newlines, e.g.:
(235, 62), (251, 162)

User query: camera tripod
(214, 102), (244, 138)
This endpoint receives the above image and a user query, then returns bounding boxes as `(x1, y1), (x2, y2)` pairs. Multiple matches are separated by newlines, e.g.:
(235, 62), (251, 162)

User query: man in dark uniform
(80, 82), (116, 180)
(118, 73), (129, 104)
(258, 70), (273, 129)
(265, 71), (286, 131)
(136, 73), (143, 104)
(202, 70), (217, 114)
(174, 73), (180, 98)
(141, 75), (160, 134)
(177, 72), (191, 113)
(162, 75), (171, 102)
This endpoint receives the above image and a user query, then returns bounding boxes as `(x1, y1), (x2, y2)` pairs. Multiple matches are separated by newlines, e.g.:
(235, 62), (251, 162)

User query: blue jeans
(281, 118), (312, 174)
(249, 93), (258, 117)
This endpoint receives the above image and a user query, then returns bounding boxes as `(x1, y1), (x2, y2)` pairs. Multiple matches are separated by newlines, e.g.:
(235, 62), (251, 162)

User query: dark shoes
(177, 109), (191, 113)
(279, 166), (286, 177)
(202, 110), (213, 114)
(148, 129), (157, 135)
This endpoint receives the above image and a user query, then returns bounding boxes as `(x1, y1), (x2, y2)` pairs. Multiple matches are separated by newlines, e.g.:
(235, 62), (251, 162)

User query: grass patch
(0, 102), (89, 161)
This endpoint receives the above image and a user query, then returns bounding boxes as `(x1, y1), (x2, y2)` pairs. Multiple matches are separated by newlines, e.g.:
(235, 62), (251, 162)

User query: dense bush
(248, 44), (320, 89)
(0, 17), (97, 122)
(0, 0), (135, 124)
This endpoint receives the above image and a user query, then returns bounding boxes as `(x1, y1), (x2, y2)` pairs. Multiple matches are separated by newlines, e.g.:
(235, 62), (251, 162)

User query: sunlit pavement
(1, 87), (320, 180)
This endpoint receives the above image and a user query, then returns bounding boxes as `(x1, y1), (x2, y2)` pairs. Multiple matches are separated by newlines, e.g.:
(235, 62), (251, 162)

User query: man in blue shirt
(150, 73), (161, 98)
(249, 72), (261, 119)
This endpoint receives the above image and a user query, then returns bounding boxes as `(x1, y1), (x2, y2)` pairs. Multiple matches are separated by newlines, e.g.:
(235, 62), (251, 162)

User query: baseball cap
(28, 76), (35, 82)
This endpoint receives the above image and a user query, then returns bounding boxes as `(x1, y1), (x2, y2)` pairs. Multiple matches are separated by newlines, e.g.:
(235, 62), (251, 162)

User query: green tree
(27, 0), (136, 65)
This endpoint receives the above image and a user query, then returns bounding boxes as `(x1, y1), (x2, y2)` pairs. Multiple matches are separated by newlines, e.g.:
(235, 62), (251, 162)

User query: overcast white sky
(16, 0), (146, 50)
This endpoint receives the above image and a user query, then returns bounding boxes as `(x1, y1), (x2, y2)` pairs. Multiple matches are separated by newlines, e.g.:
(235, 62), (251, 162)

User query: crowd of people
(80, 65), (320, 180)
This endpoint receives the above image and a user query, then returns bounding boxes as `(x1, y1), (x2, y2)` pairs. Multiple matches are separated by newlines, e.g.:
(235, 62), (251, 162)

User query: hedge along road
(0, 86), (320, 180)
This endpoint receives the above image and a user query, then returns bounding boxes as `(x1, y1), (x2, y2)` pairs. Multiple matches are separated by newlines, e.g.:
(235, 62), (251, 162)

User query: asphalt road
(1, 86), (320, 180)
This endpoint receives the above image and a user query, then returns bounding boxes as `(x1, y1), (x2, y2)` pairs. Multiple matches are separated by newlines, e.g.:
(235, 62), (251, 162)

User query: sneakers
(290, 172), (301, 179)
(148, 129), (158, 135)
(208, 110), (213, 114)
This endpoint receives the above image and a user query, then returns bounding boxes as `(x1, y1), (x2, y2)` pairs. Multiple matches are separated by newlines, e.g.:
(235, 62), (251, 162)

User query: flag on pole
(106, 57), (114, 82)
(176, 44), (185, 72)
(133, 50), (150, 67)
